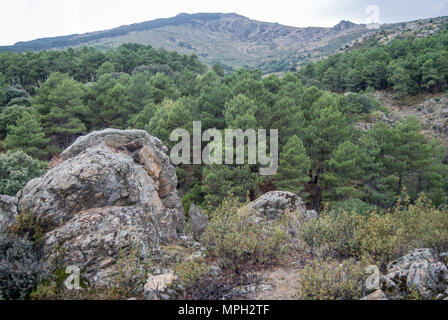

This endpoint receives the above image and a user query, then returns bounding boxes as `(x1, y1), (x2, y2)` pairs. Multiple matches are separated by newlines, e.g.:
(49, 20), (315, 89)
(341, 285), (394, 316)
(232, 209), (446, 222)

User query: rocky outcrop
(16, 129), (184, 287)
(187, 204), (209, 241)
(246, 191), (317, 222)
(18, 129), (184, 240)
(333, 20), (357, 31)
(381, 249), (448, 299)
(45, 206), (160, 286)
(144, 272), (182, 300)
(0, 195), (18, 233)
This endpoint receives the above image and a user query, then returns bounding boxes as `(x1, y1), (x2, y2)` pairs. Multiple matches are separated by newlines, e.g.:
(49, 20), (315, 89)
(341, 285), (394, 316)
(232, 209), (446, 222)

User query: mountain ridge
(1, 13), (446, 73)
(0, 13), (370, 72)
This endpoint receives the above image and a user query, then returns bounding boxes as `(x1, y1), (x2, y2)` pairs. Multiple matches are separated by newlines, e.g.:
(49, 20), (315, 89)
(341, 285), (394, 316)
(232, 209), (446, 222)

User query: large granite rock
(18, 129), (184, 241)
(381, 248), (448, 299)
(16, 129), (185, 287)
(187, 204), (209, 241)
(45, 206), (159, 286)
(247, 191), (317, 222)
(0, 195), (18, 233)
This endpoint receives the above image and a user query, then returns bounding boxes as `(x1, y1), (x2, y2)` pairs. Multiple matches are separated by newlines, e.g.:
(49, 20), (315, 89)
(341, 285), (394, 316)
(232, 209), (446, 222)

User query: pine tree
(323, 141), (365, 201)
(275, 135), (311, 195)
(3, 111), (50, 159)
(34, 73), (88, 149)
(421, 59), (441, 92)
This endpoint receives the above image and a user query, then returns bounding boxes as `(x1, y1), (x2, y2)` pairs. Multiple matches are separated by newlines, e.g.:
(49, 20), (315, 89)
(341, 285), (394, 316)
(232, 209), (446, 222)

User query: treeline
(0, 43), (447, 211)
(300, 30), (448, 97)
(0, 44), (206, 91)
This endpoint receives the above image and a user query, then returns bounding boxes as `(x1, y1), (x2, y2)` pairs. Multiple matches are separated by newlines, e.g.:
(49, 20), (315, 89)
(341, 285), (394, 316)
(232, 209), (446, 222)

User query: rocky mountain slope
(0, 13), (373, 73)
(1, 129), (447, 300)
(337, 16), (448, 53)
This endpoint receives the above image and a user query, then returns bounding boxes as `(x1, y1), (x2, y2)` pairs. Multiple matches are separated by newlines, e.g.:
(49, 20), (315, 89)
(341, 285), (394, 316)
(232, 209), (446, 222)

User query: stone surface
(246, 191), (318, 222)
(44, 206), (159, 286)
(18, 129), (184, 240)
(361, 290), (388, 300)
(15, 129), (185, 288)
(381, 248), (448, 299)
(187, 204), (209, 240)
(0, 195), (18, 233)
(144, 272), (180, 300)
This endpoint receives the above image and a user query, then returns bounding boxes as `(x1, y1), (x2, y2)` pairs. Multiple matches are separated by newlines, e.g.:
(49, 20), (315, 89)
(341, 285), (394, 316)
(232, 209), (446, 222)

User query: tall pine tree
(3, 111), (49, 159)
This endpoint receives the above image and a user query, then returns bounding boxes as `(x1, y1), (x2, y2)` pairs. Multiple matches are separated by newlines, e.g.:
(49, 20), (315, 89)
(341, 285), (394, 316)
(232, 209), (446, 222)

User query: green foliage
(8, 213), (56, 245)
(0, 105), (31, 139)
(330, 199), (379, 216)
(175, 258), (210, 288)
(0, 72), (6, 106)
(201, 165), (259, 210)
(366, 116), (448, 206)
(109, 246), (152, 297)
(146, 98), (193, 145)
(275, 135), (310, 195)
(0, 234), (49, 300)
(201, 196), (287, 272)
(300, 194), (448, 267)
(300, 31), (448, 96)
(0, 41), (446, 214)
(0, 151), (45, 196)
(4, 85), (31, 107)
(3, 110), (50, 158)
(299, 257), (365, 300)
(34, 73), (88, 150)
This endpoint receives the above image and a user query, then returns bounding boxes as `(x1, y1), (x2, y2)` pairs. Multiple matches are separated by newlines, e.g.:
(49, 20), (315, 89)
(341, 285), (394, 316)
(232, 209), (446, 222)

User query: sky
(1, 0), (448, 46)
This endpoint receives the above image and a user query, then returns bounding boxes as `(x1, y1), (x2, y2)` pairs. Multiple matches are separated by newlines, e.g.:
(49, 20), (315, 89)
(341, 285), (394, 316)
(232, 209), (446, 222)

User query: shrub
(30, 283), (121, 300)
(0, 234), (48, 299)
(300, 210), (364, 258)
(175, 258), (210, 288)
(394, 195), (448, 254)
(29, 283), (58, 300)
(0, 151), (45, 196)
(299, 194), (448, 267)
(109, 246), (152, 297)
(353, 213), (398, 268)
(298, 258), (365, 300)
(8, 213), (56, 245)
(201, 196), (287, 272)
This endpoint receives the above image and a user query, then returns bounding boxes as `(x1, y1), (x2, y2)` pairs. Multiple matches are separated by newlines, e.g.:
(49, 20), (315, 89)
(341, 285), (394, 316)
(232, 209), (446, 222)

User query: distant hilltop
(1, 13), (446, 73)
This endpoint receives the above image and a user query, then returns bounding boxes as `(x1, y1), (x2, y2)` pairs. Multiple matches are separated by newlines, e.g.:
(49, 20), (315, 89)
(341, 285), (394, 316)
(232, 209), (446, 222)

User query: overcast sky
(1, 0), (447, 46)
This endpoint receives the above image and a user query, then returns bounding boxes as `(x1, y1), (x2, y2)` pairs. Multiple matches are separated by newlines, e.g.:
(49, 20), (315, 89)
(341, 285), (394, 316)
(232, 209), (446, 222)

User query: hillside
(1, 10), (448, 302)
(0, 13), (373, 73)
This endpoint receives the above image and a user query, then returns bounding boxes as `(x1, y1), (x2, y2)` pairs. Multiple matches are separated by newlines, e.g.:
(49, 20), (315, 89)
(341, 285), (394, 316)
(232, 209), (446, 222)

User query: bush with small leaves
(8, 213), (56, 245)
(298, 257), (365, 300)
(0, 151), (45, 196)
(175, 258), (210, 289)
(299, 194), (448, 267)
(0, 234), (48, 300)
(109, 246), (152, 298)
(201, 196), (287, 272)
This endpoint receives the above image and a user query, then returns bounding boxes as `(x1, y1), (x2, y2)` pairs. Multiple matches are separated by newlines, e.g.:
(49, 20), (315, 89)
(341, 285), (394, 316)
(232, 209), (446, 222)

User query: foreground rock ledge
(17, 129), (185, 287)
(381, 248), (448, 299)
